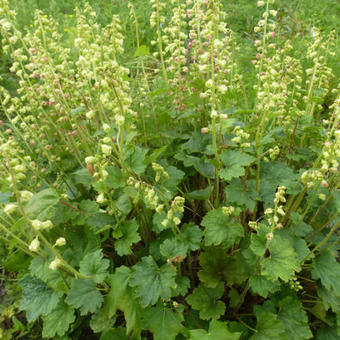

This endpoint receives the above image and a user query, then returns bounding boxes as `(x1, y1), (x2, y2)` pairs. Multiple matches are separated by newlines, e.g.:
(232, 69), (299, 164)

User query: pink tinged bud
(266, 232), (274, 241)
(254, 40), (260, 46)
(201, 127), (209, 134)
(146, 114), (151, 118)
(184, 49), (189, 55)
(250, 60), (256, 64)
(174, 57), (179, 63)
(191, 56), (195, 61)
(204, 41), (209, 47)
(256, 53), (262, 59)
(271, 31), (276, 38)
(29, 48), (37, 55)
(321, 180), (329, 188)
(0, 120), (3, 126)
(188, 42), (193, 48)
(174, 106), (179, 111)
(168, 91), (174, 96)
(183, 66), (189, 73)
(41, 133), (45, 138)
(192, 87), (197, 92)
(7, 128), (12, 134)
(224, 70), (230, 75)
(187, 10), (191, 18)
(65, 93), (70, 99)
(200, 93), (205, 99)
(71, 130), (78, 137)
(181, 104), (186, 111)
(30, 139), (35, 145)
(181, 96), (185, 101)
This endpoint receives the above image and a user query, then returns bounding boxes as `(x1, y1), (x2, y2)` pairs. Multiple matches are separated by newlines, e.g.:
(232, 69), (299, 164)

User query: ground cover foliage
(0, 0), (340, 338)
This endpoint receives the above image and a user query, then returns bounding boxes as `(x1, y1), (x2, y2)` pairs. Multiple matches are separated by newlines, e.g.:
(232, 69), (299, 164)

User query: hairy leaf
(130, 256), (176, 307)
(19, 275), (62, 322)
(186, 283), (225, 320)
(201, 208), (244, 247)
(249, 275), (280, 298)
(220, 150), (255, 181)
(198, 247), (231, 288)
(261, 235), (300, 282)
(115, 219), (141, 256)
(312, 251), (340, 296)
(29, 256), (68, 292)
(105, 166), (124, 189)
(160, 238), (188, 260)
(143, 306), (187, 340)
(25, 188), (59, 220)
(106, 266), (142, 335)
(100, 327), (128, 340)
(225, 178), (257, 210)
(79, 249), (110, 283)
(182, 223), (203, 251)
(188, 319), (241, 340)
(278, 296), (313, 340)
(42, 301), (75, 338)
(65, 279), (103, 315)
(251, 307), (286, 340)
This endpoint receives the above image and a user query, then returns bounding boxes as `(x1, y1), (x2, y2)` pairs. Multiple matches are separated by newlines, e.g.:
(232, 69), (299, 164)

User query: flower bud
(29, 238), (40, 252)
(103, 123), (110, 133)
(96, 193), (106, 204)
(321, 180), (328, 188)
(55, 237), (66, 247)
(49, 257), (61, 271)
(211, 110), (218, 119)
(319, 193), (326, 201)
(4, 203), (17, 215)
(267, 232), (274, 241)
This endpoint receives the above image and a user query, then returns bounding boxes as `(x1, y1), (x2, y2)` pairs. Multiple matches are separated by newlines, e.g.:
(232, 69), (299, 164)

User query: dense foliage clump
(0, 0), (340, 338)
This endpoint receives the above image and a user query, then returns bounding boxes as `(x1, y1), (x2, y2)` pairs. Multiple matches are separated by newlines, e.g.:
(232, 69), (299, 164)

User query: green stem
(302, 220), (340, 263)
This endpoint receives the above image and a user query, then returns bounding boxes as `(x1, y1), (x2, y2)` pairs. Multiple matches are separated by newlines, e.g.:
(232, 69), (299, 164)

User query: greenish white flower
(4, 203), (17, 215)
(49, 257), (61, 271)
(55, 237), (66, 247)
(29, 238), (40, 252)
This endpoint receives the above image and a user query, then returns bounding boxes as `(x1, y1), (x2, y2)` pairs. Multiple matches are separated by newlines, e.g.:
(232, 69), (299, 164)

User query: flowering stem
(7, 157), (91, 280)
(291, 181), (321, 236)
(302, 219), (340, 264)
(156, 0), (169, 90)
